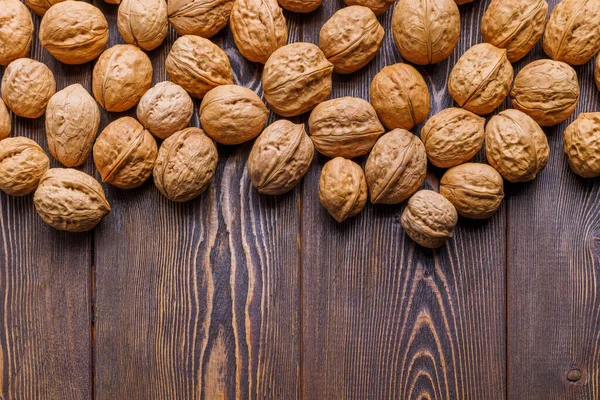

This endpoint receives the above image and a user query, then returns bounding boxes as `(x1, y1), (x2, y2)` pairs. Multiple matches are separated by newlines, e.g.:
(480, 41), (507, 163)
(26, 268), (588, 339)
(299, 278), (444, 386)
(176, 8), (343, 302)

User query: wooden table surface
(1, 0), (599, 398)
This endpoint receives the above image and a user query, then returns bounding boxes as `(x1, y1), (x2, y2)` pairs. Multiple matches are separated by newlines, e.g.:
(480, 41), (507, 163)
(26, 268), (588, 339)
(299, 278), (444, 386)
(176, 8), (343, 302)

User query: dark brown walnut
(1, 0), (33, 66)
(93, 117), (158, 189)
(319, 157), (367, 222)
(365, 129), (427, 204)
(440, 163), (504, 219)
(200, 85), (268, 145)
(166, 35), (234, 99)
(45, 84), (100, 167)
(392, 0), (460, 65)
(247, 120), (314, 195)
(344, 0), (394, 15)
(543, 0), (600, 65)
(370, 63), (430, 131)
(564, 113), (600, 178)
(168, 0), (234, 38)
(137, 82), (194, 140)
(262, 42), (333, 117)
(34, 168), (110, 232)
(0, 98), (10, 141)
(308, 97), (384, 158)
(277, 0), (321, 13)
(39, 1), (109, 65)
(153, 128), (218, 202)
(319, 6), (384, 74)
(448, 43), (514, 115)
(118, 0), (168, 51)
(0, 137), (49, 196)
(510, 59), (579, 127)
(26, 0), (71, 16)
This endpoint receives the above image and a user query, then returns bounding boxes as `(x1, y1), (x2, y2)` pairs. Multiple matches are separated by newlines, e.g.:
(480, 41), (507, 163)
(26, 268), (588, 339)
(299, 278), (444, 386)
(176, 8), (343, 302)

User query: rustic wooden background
(0, 0), (599, 398)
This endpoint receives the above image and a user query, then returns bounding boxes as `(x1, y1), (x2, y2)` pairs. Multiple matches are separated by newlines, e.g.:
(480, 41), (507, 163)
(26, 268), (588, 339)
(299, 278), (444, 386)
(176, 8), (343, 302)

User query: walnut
(247, 120), (314, 195)
(167, 0), (234, 38)
(448, 43), (514, 115)
(343, 0), (394, 15)
(0, 98), (10, 141)
(137, 82), (194, 140)
(370, 63), (430, 131)
(45, 84), (100, 167)
(153, 128), (218, 202)
(564, 113), (600, 178)
(39, 1), (109, 65)
(319, 157), (367, 222)
(277, 0), (320, 13)
(440, 163), (504, 219)
(0, 0), (33, 66)
(543, 0), (600, 65)
(166, 35), (234, 99)
(200, 85), (268, 145)
(308, 97), (384, 158)
(262, 42), (333, 117)
(481, 0), (548, 62)
(93, 117), (158, 189)
(392, 0), (460, 65)
(365, 129), (427, 204)
(118, 0), (168, 51)
(401, 190), (458, 249)
(319, 6), (384, 74)
(510, 60), (579, 127)
(1, 58), (56, 119)
(0, 137), (49, 196)
(33, 168), (111, 232)
(26, 0), (71, 16)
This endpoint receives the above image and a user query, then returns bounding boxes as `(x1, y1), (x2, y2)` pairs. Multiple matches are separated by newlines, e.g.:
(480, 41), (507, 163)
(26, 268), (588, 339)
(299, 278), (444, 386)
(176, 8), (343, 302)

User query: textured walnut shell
(564, 113), (600, 178)
(137, 82), (194, 140)
(153, 128), (218, 202)
(277, 0), (320, 13)
(543, 0), (600, 65)
(0, 0), (33, 66)
(118, 0), (168, 51)
(45, 84), (100, 167)
(440, 163), (504, 219)
(0, 137), (49, 196)
(230, 0), (287, 64)
(262, 42), (333, 117)
(0, 98), (10, 141)
(1, 58), (56, 119)
(319, 6), (384, 74)
(485, 109), (549, 183)
(39, 1), (109, 65)
(26, 0), (71, 16)
(392, 0), (460, 65)
(401, 190), (458, 249)
(370, 63), (430, 131)
(365, 129), (427, 204)
(200, 85), (268, 145)
(247, 120), (314, 195)
(510, 60), (579, 127)
(34, 168), (110, 232)
(448, 43), (514, 115)
(308, 97), (384, 158)
(343, 0), (394, 15)
(168, 0), (234, 38)
(166, 35), (234, 99)
(319, 157), (367, 222)
(481, 0), (548, 62)
(93, 117), (158, 189)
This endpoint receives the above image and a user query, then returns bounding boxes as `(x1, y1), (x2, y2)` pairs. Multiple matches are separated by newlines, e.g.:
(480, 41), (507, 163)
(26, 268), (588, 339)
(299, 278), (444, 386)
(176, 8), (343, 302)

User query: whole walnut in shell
(543, 0), (600, 65)
(308, 97), (384, 159)
(26, 0), (71, 16)
(93, 117), (158, 189)
(319, 157), (367, 222)
(45, 84), (100, 167)
(39, 2), (109, 65)
(92, 45), (153, 112)
(401, 190), (458, 249)
(247, 120), (314, 195)
(200, 85), (268, 145)
(420, 108), (485, 168)
(277, 0), (320, 13)
(370, 63), (430, 131)
(34, 168), (111, 232)
(153, 128), (218, 202)
(0, 98), (10, 141)
(440, 163), (504, 219)
(343, 0), (394, 15)
(1, 58), (56, 119)
(365, 129), (427, 204)
(319, 6), (384, 74)
(485, 109), (549, 183)
(166, 35), (234, 99)
(137, 82), (194, 140)
(510, 60), (579, 127)
(262, 42), (333, 117)
(448, 43), (514, 115)
(0, 0), (33, 66)
(168, 0), (234, 38)
(564, 113), (600, 178)
(118, 0), (168, 51)
(392, 0), (460, 65)
(0, 137), (49, 196)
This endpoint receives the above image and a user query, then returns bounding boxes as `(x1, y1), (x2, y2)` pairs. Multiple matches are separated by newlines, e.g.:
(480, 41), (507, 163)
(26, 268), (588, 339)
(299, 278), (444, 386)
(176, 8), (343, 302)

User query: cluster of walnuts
(0, 0), (599, 249)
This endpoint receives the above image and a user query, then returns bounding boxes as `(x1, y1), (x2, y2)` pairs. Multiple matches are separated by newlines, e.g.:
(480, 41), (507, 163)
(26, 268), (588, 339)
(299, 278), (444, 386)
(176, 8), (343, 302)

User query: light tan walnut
(343, 0), (394, 15)
(0, 98), (10, 141)
(319, 157), (367, 222)
(277, 0), (320, 13)
(26, 0), (73, 16)
(0, 137), (49, 196)
(137, 82), (194, 140)
(564, 113), (600, 178)
(0, 0), (33, 66)
(118, 0), (168, 51)
(168, 0), (234, 38)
